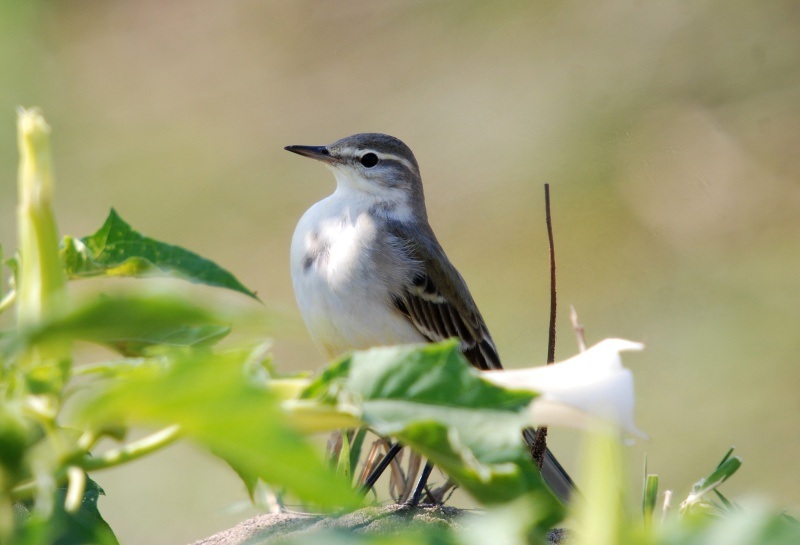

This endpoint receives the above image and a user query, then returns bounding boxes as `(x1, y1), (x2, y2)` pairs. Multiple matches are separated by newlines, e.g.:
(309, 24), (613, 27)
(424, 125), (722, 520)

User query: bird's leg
(360, 442), (403, 495)
(398, 451), (422, 502)
(406, 461), (434, 507)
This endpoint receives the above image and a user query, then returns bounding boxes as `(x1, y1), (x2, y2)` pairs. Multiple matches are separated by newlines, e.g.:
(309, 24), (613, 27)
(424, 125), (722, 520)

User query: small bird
(286, 133), (573, 501)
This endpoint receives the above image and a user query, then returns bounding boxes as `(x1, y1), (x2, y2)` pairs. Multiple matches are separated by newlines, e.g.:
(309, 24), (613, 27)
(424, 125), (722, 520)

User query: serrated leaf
(61, 209), (259, 300)
(76, 347), (360, 509)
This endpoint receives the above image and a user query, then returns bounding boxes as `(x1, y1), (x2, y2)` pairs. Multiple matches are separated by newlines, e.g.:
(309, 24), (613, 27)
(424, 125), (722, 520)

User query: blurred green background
(1, 1), (799, 543)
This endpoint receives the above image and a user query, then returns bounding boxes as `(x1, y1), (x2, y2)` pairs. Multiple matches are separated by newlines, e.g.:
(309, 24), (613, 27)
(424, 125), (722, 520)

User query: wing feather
(385, 221), (502, 371)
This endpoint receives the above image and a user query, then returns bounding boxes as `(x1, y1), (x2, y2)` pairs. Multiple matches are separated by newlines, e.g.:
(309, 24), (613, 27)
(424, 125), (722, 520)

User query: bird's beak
(284, 145), (336, 164)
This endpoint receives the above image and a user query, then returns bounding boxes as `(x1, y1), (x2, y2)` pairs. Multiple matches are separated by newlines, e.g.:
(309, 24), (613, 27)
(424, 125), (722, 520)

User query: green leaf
(0, 402), (42, 482)
(312, 342), (557, 506)
(642, 474), (659, 527)
(76, 347), (360, 509)
(691, 454), (742, 497)
(61, 209), (259, 300)
(346, 341), (534, 412)
(14, 293), (230, 357)
(348, 428), (367, 482)
(300, 356), (351, 402)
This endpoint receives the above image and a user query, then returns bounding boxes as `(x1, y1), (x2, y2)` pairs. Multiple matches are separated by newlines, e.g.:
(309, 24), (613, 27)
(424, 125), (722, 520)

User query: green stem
(81, 425), (182, 471)
(10, 425), (182, 502)
(0, 290), (15, 316)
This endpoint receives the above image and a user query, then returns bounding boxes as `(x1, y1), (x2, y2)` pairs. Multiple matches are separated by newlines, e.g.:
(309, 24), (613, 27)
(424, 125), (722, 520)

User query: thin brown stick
(400, 451), (422, 502)
(388, 444), (406, 501)
(532, 184), (557, 469)
(545, 183), (557, 365)
(357, 440), (382, 487)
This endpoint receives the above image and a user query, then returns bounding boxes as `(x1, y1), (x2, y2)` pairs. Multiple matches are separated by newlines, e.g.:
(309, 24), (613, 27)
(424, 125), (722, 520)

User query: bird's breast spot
(302, 247), (329, 272)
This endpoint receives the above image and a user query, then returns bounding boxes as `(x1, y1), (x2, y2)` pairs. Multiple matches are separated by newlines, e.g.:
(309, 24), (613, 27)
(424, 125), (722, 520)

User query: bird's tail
(541, 448), (575, 503)
(523, 428), (575, 503)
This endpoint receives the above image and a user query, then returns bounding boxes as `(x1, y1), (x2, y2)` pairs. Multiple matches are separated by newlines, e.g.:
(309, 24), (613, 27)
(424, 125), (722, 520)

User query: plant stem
(82, 425), (182, 471)
(0, 290), (15, 316)
(10, 425), (182, 503)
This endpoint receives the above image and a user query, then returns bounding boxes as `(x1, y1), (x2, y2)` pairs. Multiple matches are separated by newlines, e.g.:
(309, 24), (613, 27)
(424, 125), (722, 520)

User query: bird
(286, 133), (573, 502)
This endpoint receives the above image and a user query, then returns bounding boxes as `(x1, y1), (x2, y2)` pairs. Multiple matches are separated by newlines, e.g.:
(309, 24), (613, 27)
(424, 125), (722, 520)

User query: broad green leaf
(76, 347), (360, 509)
(15, 293), (229, 356)
(61, 209), (258, 300)
(308, 342), (556, 506)
(345, 342), (534, 411)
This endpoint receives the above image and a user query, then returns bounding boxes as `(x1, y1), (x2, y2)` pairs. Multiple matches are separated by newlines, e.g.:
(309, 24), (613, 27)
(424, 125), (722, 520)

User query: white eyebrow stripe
(374, 152), (417, 173)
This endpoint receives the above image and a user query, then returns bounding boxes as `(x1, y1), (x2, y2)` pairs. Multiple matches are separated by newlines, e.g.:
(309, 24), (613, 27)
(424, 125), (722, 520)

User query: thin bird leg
(360, 442), (403, 495)
(399, 451), (422, 502)
(406, 461), (434, 507)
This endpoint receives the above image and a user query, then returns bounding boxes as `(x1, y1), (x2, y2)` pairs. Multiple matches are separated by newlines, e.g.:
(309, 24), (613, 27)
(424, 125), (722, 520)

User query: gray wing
(385, 221), (502, 371)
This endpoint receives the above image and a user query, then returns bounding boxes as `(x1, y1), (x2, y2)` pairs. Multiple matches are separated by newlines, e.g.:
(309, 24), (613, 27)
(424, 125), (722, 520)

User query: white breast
(290, 189), (426, 360)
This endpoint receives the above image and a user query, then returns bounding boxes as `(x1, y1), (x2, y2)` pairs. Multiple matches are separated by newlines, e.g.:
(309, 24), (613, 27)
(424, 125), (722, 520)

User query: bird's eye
(360, 153), (379, 168)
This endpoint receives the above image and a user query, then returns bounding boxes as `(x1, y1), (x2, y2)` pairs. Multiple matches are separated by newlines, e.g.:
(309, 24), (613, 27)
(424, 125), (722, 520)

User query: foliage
(304, 343), (556, 507)
(60, 208), (258, 300)
(0, 109), (796, 545)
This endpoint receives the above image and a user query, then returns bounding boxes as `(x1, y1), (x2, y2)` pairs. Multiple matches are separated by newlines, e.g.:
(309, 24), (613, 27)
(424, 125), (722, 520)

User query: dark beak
(284, 145), (335, 163)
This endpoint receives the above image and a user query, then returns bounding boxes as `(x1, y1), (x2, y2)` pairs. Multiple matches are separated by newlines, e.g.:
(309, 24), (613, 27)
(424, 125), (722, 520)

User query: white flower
(483, 339), (645, 437)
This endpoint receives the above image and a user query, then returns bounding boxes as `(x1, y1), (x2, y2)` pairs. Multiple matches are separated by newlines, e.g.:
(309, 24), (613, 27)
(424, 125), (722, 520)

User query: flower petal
(483, 339), (645, 436)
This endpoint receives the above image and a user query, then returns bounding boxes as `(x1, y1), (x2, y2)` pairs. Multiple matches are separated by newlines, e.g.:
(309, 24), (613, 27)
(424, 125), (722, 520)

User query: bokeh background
(1, 1), (799, 543)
